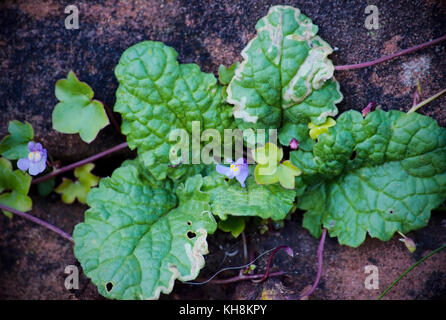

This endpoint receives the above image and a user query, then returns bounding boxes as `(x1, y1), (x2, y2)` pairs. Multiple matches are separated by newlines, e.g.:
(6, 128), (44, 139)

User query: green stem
(377, 244), (446, 300)
(407, 88), (446, 113)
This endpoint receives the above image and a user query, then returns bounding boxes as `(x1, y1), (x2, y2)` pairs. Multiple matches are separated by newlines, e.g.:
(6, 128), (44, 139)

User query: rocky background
(0, 0), (445, 299)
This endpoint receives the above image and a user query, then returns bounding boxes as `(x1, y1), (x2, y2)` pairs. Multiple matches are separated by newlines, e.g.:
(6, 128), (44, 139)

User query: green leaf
(0, 121), (34, 160)
(275, 160), (302, 189)
(227, 5), (342, 138)
(55, 163), (99, 204)
(73, 160), (217, 299)
(53, 71), (109, 143)
(218, 62), (240, 85)
(293, 110), (446, 247)
(218, 216), (247, 238)
(253, 143), (301, 189)
(203, 170), (296, 221)
(253, 142), (283, 165)
(254, 164), (279, 185)
(114, 41), (234, 180)
(0, 157), (32, 217)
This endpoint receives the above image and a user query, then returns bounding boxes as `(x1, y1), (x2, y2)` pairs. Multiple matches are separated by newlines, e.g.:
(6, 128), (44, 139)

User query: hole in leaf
(187, 221), (192, 226)
(106, 282), (113, 292)
(187, 231), (196, 239)
(224, 178), (229, 182)
(350, 150), (357, 160)
(389, 209), (394, 214)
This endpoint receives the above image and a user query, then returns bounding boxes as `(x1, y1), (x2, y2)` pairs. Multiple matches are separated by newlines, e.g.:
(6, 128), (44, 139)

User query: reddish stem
(335, 34), (446, 71)
(298, 228), (327, 300)
(0, 203), (73, 243)
(103, 104), (122, 134)
(32, 142), (128, 184)
(185, 246), (288, 285)
(209, 271), (285, 284)
(252, 245), (293, 283)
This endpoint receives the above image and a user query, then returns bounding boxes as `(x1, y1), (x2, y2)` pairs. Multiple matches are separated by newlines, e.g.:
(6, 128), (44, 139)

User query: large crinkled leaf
(0, 157), (32, 217)
(73, 160), (217, 300)
(53, 71), (109, 143)
(227, 5), (342, 140)
(114, 41), (234, 180)
(292, 110), (446, 247)
(202, 170), (296, 221)
(0, 120), (34, 160)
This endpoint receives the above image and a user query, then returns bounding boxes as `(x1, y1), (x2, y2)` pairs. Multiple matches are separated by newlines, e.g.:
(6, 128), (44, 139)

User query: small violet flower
(216, 158), (249, 188)
(17, 142), (47, 176)
(289, 138), (299, 150)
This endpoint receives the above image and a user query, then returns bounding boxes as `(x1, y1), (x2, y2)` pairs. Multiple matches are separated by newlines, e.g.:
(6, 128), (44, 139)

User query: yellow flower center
(28, 151), (41, 162)
(230, 164), (239, 173)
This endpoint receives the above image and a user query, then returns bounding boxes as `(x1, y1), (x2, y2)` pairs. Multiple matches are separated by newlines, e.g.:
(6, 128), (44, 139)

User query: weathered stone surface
(0, 194), (102, 299)
(0, 0), (445, 300)
(229, 213), (446, 300)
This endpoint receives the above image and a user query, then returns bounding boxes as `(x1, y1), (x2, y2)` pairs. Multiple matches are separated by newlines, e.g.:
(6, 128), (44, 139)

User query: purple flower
(216, 158), (249, 187)
(17, 142), (47, 176)
(289, 138), (299, 150)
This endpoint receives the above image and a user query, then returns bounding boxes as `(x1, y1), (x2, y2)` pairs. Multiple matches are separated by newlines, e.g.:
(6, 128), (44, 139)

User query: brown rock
(0, 0), (445, 300)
